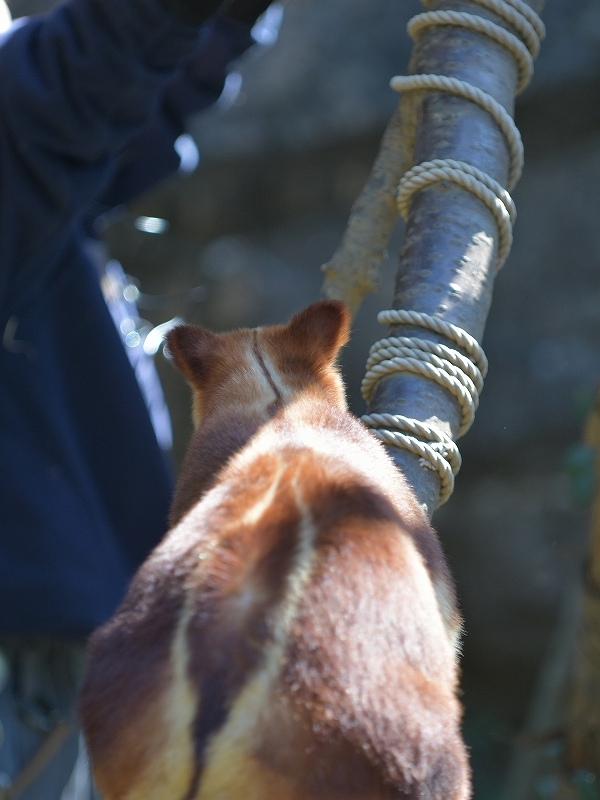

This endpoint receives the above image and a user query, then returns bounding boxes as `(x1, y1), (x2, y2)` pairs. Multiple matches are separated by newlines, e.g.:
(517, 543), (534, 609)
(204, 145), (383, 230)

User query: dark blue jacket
(0, 0), (252, 636)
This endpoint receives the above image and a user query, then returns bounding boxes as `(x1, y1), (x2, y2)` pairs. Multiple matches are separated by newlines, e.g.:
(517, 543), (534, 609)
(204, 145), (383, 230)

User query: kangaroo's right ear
(165, 325), (219, 385)
(285, 300), (350, 368)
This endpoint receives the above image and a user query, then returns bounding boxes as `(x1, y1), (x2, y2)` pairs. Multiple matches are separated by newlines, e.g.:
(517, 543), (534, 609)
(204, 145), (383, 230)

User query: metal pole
(366, 0), (545, 516)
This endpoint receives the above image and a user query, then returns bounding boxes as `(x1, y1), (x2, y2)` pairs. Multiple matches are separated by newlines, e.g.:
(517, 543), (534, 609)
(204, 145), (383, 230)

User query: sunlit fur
(79, 300), (470, 800)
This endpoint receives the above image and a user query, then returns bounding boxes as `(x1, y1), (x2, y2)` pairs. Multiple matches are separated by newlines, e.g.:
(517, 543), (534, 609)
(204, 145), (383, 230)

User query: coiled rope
(362, 412), (462, 505)
(361, 0), (544, 505)
(397, 158), (517, 269)
(362, 310), (487, 505)
(362, 311), (488, 438)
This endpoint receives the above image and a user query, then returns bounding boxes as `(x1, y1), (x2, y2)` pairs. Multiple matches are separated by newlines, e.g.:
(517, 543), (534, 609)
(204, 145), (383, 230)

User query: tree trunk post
(370, 0), (545, 515)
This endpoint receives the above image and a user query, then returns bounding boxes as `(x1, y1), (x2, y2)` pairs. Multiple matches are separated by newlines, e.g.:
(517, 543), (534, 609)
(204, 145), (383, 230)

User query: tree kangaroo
(79, 300), (470, 800)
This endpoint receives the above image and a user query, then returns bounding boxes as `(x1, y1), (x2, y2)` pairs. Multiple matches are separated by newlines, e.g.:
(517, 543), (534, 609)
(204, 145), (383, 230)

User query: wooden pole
(320, 96), (417, 318)
(323, 0), (545, 515)
(371, 0), (545, 515)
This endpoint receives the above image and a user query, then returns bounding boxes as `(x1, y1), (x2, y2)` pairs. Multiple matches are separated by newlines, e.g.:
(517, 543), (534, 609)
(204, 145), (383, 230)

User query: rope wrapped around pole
(351, 0), (545, 513)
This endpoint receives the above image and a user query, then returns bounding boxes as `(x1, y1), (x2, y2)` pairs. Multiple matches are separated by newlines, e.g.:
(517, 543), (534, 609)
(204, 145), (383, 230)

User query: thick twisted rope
(390, 73), (524, 191)
(397, 159), (516, 270)
(409, 11), (533, 94)
(362, 413), (462, 505)
(421, 0), (545, 59)
(361, 0), (543, 506)
(391, 0), (544, 250)
(362, 310), (487, 505)
(362, 310), (486, 438)
(377, 309), (489, 376)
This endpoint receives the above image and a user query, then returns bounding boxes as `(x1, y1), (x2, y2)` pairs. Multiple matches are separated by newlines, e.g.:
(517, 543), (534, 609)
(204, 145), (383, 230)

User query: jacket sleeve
(95, 14), (254, 210)
(162, 15), (254, 122)
(0, 0), (201, 310)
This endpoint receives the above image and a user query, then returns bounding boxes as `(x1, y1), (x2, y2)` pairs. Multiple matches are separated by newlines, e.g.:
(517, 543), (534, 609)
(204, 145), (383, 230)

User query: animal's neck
(169, 390), (344, 527)
(279, 388), (347, 429)
(169, 409), (266, 527)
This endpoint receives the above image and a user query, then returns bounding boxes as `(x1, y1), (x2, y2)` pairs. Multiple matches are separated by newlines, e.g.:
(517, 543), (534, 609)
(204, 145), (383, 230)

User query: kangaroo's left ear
(285, 300), (350, 367)
(166, 324), (220, 386)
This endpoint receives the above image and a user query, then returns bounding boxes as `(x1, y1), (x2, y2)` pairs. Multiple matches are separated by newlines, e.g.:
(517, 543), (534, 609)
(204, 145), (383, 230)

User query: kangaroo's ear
(165, 325), (219, 385)
(285, 300), (350, 366)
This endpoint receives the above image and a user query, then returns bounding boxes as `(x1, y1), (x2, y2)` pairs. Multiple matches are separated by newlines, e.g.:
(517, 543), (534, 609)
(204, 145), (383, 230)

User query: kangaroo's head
(166, 300), (350, 429)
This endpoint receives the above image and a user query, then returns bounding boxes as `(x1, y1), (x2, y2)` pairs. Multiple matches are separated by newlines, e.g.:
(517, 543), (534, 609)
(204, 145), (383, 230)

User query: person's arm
(94, 0), (276, 211)
(94, 12), (257, 210)
(0, 0), (222, 309)
(162, 14), (255, 123)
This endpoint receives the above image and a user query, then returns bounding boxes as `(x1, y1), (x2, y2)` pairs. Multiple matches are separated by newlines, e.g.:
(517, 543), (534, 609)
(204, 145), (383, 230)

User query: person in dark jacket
(0, 0), (274, 795)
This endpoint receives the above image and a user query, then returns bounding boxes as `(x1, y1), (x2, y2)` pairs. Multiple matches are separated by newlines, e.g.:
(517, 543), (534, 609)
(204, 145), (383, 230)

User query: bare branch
(320, 94), (418, 317)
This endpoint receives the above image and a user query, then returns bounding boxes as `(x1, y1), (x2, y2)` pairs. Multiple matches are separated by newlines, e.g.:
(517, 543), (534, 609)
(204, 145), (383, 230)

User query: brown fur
(79, 300), (470, 800)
